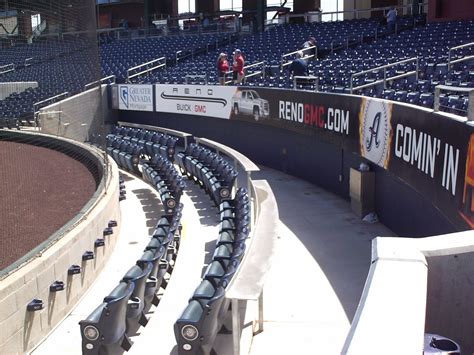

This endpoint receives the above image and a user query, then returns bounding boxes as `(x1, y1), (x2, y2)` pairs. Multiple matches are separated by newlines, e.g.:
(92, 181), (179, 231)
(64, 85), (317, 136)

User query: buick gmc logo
(359, 99), (392, 169)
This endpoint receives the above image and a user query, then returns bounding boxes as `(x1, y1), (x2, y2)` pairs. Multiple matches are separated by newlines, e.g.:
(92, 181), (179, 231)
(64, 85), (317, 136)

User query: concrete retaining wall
(39, 85), (117, 143)
(343, 231), (474, 354)
(422, 232), (474, 354)
(0, 136), (121, 354)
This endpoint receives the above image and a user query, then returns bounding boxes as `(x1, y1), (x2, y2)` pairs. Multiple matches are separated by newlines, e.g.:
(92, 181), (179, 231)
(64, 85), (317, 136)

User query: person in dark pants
(232, 49), (245, 84)
(217, 53), (229, 85)
(289, 51), (308, 78)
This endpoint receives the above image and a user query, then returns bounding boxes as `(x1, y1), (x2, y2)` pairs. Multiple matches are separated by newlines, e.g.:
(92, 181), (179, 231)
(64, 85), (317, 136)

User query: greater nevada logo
(120, 86), (129, 109)
(359, 98), (393, 169)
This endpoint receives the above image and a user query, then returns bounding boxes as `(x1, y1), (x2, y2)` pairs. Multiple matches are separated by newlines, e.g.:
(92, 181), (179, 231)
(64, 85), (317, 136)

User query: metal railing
(293, 75), (319, 92)
(281, 46), (317, 68)
(84, 75), (116, 90)
(244, 60), (266, 80)
(225, 61), (266, 85)
(0, 63), (15, 75)
(33, 91), (70, 127)
(126, 57), (166, 83)
(185, 74), (208, 85)
(434, 85), (474, 120)
(350, 57), (419, 94)
(448, 42), (474, 69)
(176, 50), (184, 63)
(96, 22), (238, 43)
(175, 49), (198, 63)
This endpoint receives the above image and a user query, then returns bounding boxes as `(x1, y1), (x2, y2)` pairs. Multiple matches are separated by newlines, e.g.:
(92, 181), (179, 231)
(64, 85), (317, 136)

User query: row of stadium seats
(177, 143), (238, 206)
(106, 129), (185, 216)
(80, 208), (182, 354)
(0, 37), (92, 67)
(137, 18), (472, 115)
(136, 15), (423, 85)
(81, 137), (185, 353)
(305, 19), (474, 114)
(0, 116), (19, 129)
(142, 155), (186, 215)
(0, 46), (99, 121)
(106, 137), (143, 174)
(0, 16), (471, 122)
(175, 187), (250, 355)
(100, 33), (230, 80)
(111, 125), (179, 161)
(114, 124), (254, 354)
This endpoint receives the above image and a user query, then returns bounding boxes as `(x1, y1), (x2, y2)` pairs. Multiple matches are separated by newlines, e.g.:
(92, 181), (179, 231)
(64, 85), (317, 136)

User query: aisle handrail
(126, 56), (166, 83)
(448, 42), (474, 69)
(350, 57), (418, 93)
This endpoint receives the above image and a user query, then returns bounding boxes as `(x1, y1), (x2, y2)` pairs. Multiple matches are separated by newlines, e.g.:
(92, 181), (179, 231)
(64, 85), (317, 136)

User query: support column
(242, 0), (266, 32)
(196, 0), (219, 16)
(152, 0), (178, 18)
(293, 0), (321, 13)
(144, 0), (152, 29)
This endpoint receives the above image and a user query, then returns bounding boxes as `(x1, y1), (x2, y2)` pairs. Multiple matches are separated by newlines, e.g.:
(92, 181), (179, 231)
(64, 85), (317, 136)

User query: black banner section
(227, 87), (474, 230)
(388, 106), (473, 229)
(229, 87), (361, 152)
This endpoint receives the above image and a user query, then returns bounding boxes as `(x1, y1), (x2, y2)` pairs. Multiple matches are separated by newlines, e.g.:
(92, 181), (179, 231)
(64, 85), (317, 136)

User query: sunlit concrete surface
(31, 171), (163, 354)
(130, 180), (220, 354)
(247, 167), (394, 355)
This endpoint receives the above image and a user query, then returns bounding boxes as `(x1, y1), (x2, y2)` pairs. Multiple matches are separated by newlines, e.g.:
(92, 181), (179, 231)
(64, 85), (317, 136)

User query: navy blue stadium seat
(121, 262), (153, 333)
(174, 286), (226, 355)
(79, 282), (135, 354)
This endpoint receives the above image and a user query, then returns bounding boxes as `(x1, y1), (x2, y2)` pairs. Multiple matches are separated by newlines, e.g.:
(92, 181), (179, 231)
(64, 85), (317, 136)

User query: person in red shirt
(232, 49), (245, 85)
(216, 53), (229, 85)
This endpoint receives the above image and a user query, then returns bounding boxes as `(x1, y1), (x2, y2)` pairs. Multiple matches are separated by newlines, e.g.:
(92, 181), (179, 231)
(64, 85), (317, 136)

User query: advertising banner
(226, 87), (473, 229)
(118, 84), (153, 111)
(228, 87), (362, 151)
(155, 84), (238, 119)
(386, 104), (473, 229)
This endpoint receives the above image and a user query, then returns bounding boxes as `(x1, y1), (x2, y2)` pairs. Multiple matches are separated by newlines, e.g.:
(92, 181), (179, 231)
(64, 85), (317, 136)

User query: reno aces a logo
(359, 98), (393, 169)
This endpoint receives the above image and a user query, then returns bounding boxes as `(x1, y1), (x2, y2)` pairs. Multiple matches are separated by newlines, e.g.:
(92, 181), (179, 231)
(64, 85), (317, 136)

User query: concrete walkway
(130, 180), (220, 354)
(248, 166), (394, 355)
(31, 171), (164, 354)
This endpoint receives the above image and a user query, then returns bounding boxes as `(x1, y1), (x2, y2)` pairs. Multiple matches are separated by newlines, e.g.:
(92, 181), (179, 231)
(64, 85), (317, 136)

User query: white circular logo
(360, 99), (392, 168)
